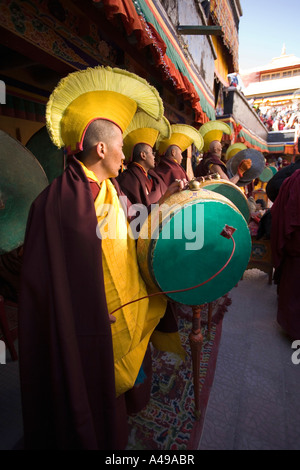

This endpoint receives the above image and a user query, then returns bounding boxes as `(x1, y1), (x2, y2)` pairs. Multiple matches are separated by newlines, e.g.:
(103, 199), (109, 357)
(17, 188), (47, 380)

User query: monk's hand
(166, 180), (185, 196)
(237, 159), (252, 178)
(158, 180), (185, 205)
(109, 314), (116, 324)
(172, 179), (186, 191)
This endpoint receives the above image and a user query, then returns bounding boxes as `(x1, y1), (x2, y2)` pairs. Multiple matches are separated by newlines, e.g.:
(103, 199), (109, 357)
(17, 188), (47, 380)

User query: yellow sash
(80, 163), (166, 396)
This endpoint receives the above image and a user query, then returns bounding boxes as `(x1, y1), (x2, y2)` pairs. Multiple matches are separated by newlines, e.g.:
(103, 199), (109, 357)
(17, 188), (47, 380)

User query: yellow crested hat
(46, 66), (163, 154)
(225, 143), (247, 161)
(123, 112), (171, 162)
(157, 124), (204, 155)
(199, 120), (232, 152)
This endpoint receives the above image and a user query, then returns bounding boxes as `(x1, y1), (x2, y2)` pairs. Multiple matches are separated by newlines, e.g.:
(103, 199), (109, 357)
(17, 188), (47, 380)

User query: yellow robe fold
(80, 163), (166, 396)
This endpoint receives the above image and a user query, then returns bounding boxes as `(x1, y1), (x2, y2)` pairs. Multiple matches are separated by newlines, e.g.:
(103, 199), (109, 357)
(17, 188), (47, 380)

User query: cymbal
(226, 148), (265, 187)
(224, 143), (247, 161)
(0, 130), (49, 254)
(26, 126), (65, 184)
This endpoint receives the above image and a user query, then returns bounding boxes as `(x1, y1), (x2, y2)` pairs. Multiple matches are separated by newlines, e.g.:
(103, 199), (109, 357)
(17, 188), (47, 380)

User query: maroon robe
(194, 152), (228, 177)
(135, 158), (184, 349)
(117, 162), (168, 207)
(0, 248), (23, 302)
(271, 169), (300, 339)
(18, 156), (128, 449)
(154, 157), (189, 186)
(117, 163), (179, 366)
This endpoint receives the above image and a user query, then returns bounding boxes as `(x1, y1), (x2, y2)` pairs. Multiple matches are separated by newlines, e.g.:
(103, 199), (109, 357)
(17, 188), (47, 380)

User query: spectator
(271, 169), (300, 340)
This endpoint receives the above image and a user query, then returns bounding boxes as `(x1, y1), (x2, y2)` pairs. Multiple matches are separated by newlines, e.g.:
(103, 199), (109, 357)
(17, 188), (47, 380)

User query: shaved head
(132, 143), (150, 162)
(165, 145), (181, 157)
(209, 140), (222, 156)
(82, 119), (120, 151)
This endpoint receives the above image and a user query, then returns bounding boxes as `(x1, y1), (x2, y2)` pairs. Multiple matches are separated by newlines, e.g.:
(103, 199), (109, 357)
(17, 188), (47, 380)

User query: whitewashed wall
(160, 0), (216, 93)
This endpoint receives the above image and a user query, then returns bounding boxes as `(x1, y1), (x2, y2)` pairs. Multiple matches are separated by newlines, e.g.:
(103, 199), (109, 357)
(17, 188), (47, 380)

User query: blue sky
(238, 0), (300, 71)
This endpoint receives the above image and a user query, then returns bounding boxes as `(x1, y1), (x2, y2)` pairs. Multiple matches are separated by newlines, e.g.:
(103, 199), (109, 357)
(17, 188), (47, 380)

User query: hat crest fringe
(124, 112), (171, 140)
(46, 66), (164, 148)
(171, 124), (204, 150)
(225, 143), (247, 161)
(199, 120), (232, 137)
(157, 123), (204, 154)
(123, 113), (171, 162)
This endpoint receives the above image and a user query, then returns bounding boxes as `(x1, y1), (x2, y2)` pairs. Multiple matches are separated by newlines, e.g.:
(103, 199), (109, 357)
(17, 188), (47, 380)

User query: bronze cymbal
(226, 148), (265, 187)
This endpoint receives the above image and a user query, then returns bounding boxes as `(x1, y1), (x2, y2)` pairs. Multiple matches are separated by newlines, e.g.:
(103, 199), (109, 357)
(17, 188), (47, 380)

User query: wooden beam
(177, 25), (223, 36)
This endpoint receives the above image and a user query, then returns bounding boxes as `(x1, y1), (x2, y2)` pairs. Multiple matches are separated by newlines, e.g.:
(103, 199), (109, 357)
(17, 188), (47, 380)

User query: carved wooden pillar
(207, 302), (213, 340)
(189, 304), (204, 420)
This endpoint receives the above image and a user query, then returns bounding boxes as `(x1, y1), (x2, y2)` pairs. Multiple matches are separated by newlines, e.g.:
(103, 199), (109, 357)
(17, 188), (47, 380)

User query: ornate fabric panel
(210, 0), (239, 71)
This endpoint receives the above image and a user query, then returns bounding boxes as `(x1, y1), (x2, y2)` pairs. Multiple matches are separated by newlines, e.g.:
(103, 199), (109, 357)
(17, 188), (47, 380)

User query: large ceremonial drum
(26, 126), (65, 184)
(137, 188), (251, 305)
(0, 130), (49, 254)
(198, 179), (250, 222)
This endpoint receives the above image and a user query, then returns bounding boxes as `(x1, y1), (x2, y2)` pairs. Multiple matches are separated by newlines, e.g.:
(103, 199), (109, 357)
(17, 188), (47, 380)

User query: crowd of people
(253, 102), (300, 132)
(1, 63), (299, 451)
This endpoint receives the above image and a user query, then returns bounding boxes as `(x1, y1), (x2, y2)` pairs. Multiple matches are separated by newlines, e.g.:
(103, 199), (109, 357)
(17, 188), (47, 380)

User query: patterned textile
(210, 0), (239, 71)
(126, 294), (231, 450)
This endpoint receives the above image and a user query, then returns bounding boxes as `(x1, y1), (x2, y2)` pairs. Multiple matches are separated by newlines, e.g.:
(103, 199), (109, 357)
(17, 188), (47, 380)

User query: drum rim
(199, 179), (250, 222)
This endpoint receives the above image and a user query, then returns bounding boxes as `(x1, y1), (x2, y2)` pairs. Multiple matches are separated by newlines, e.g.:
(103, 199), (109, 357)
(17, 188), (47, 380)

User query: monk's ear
(140, 151), (147, 161)
(96, 142), (105, 160)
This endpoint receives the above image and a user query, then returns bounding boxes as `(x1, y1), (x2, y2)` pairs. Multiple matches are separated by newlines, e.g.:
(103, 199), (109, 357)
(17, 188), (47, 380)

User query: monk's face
(144, 144), (156, 170)
(173, 146), (183, 165)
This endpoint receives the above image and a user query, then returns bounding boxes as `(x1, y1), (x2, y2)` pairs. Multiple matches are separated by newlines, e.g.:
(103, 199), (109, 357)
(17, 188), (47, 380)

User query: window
(261, 68), (300, 81)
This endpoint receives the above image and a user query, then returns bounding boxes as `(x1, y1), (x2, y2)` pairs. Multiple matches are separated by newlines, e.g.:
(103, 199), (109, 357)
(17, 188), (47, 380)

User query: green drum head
(201, 181), (250, 222)
(269, 165), (277, 176)
(150, 198), (251, 305)
(26, 126), (65, 184)
(0, 130), (49, 254)
(259, 166), (273, 183)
